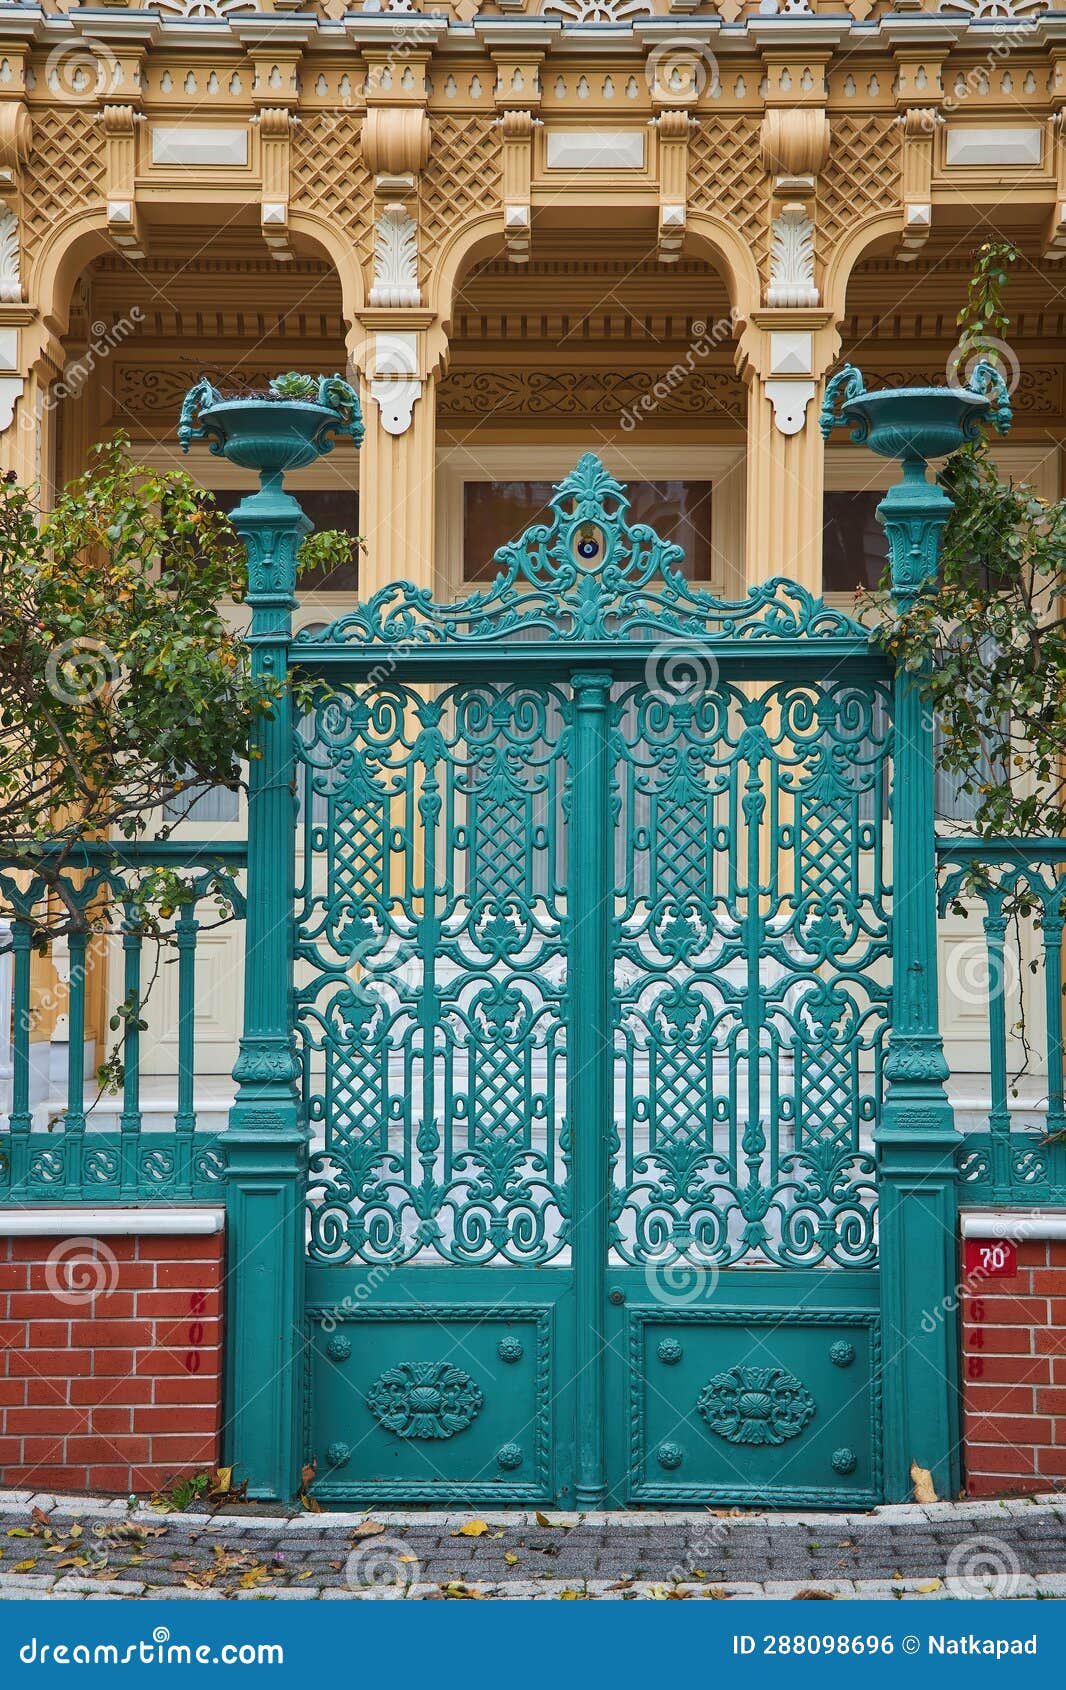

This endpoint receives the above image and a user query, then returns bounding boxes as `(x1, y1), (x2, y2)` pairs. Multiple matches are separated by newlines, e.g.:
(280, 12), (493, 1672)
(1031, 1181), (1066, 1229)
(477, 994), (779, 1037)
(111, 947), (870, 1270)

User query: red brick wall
(0, 1230), (224, 1495)
(962, 1236), (1066, 1497)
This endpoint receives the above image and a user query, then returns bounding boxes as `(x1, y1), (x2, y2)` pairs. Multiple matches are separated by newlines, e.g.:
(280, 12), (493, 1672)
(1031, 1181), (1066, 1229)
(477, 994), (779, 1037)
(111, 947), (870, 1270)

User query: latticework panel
(298, 680), (571, 1267)
(687, 115), (768, 282)
(818, 114), (902, 257)
(610, 678), (892, 1270)
(22, 109), (105, 274)
(419, 113), (502, 279)
(290, 111), (375, 274)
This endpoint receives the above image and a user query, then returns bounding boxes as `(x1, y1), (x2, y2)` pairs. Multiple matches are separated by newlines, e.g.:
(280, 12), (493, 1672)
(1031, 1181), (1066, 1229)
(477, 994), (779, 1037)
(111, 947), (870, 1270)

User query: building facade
(1, 0), (1066, 1508)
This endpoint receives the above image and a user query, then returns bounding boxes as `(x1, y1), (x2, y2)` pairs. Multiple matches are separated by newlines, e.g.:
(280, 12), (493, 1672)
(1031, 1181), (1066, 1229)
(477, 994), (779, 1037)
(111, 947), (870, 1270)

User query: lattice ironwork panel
(297, 681), (571, 1265)
(609, 679), (892, 1269)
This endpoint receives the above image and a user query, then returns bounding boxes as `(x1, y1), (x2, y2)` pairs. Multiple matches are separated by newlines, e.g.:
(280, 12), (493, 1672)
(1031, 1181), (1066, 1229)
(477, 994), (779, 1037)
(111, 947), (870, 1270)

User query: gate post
(179, 377), (362, 1501)
(875, 458), (961, 1502)
(821, 365), (1011, 1501)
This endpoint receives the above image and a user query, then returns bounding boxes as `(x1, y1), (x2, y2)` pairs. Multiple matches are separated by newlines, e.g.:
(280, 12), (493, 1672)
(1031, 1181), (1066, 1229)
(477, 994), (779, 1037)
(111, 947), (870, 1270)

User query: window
(162, 779), (240, 825)
(822, 491), (888, 594)
(462, 480), (713, 582)
(210, 488), (360, 592)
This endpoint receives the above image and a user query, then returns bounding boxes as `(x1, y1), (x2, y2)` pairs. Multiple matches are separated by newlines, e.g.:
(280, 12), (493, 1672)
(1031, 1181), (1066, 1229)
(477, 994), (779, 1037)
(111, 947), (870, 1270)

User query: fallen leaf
(300, 1462), (316, 1491)
(211, 1467), (233, 1496)
(31, 1508), (50, 1528)
(238, 1565), (271, 1590)
(13, 1560), (37, 1573)
(451, 1520), (489, 1538)
(705, 1588), (729, 1600)
(298, 1571), (313, 1581)
(442, 1582), (483, 1600)
(534, 1512), (553, 1528)
(300, 1493), (323, 1514)
(559, 1589), (585, 1600)
(350, 1520), (385, 1540)
(68, 1525), (83, 1541)
(53, 1557), (89, 1570)
(7, 1529), (33, 1539)
(398, 1555), (418, 1565)
(916, 1578), (942, 1594)
(504, 1552), (520, 1567)
(910, 1461), (938, 1504)
(793, 1589), (837, 1600)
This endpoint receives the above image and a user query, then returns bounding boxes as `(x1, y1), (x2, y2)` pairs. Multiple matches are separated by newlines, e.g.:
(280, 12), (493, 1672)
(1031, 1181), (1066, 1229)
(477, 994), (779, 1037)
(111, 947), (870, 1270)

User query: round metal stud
(497, 1337), (524, 1363)
(325, 1335), (352, 1362)
(656, 1443), (684, 1470)
(497, 1443), (524, 1471)
(829, 1341), (855, 1368)
(831, 1447), (857, 1475)
(326, 1441), (351, 1467)
(657, 1339), (683, 1365)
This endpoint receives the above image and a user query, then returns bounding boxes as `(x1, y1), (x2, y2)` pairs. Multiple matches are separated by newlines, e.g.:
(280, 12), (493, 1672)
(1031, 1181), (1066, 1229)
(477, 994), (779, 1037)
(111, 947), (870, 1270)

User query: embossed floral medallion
(366, 1361), (485, 1440)
(696, 1365), (817, 1446)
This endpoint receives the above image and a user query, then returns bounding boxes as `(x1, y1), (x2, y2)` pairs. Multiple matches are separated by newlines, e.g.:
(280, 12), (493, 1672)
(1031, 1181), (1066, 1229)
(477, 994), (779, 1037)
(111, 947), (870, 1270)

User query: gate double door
(297, 458), (891, 1508)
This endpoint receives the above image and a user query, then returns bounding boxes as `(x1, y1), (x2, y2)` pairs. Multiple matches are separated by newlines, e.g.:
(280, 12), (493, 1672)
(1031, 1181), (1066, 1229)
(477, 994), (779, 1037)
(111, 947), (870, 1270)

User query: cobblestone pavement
(0, 1490), (1063, 1600)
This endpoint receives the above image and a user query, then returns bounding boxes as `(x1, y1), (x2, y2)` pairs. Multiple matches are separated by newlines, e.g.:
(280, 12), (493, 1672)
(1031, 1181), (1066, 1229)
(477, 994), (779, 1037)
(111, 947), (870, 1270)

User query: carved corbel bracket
(499, 109), (535, 264)
(0, 101), (31, 202)
(760, 108), (830, 179)
(896, 107), (939, 263)
(760, 109), (828, 306)
(361, 107), (431, 312)
(1046, 108), (1066, 261)
(101, 104), (145, 261)
(257, 106), (294, 262)
(655, 110), (691, 265)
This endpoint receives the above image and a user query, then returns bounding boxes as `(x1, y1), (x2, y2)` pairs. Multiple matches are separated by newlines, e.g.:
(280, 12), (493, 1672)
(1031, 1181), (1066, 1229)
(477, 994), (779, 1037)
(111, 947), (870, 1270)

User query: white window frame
(435, 443), (746, 599)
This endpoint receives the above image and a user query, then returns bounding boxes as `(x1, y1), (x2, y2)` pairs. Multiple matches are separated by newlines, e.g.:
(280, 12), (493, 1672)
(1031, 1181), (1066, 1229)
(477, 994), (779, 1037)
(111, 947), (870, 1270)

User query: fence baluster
(7, 919), (33, 1190)
(175, 904), (199, 1193)
(119, 904), (142, 1195)
(64, 927), (88, 1191)
(983, 897), (1011, 1193)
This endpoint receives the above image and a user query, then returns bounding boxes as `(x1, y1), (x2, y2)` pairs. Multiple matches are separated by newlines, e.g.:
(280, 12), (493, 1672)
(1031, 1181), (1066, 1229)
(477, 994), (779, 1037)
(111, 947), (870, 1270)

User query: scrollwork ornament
(366, 1361), (484, 1440)
(697, 1365), (816, 1446)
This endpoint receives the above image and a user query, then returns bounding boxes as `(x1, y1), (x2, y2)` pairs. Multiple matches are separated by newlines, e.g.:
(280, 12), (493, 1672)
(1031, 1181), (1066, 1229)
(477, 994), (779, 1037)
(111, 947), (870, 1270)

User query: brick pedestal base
(0, 1214), (224, 1495)
(962, 1220), (1066, 1498)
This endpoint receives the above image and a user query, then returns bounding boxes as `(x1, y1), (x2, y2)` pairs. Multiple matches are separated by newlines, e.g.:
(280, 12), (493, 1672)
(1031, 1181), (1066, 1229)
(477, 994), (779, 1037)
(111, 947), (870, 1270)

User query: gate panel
(610, 678), (892, 1268)
(296, 680), (575, 1503)
(292, 453), (895, 1508)
(297, 680), (571, 1265)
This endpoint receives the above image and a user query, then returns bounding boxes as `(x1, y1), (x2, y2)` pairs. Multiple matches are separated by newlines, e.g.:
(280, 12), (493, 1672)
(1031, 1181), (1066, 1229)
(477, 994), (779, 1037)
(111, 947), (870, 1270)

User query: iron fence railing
(0, 840), (245, 1205)
(938, 838), (1066, 1207)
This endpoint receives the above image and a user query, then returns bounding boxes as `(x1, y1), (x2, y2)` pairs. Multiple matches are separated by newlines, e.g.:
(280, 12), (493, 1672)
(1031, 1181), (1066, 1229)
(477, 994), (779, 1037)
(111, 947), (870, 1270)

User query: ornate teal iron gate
(293, 455), (892, 1508)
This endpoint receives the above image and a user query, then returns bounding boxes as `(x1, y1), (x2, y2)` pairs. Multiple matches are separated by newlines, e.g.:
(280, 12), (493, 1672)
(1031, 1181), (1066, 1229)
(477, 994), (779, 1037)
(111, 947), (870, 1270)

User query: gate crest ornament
(697, 1365), (817, 1446)
(366, 1361), (485, 1440)
(296, 452), (868, 650)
